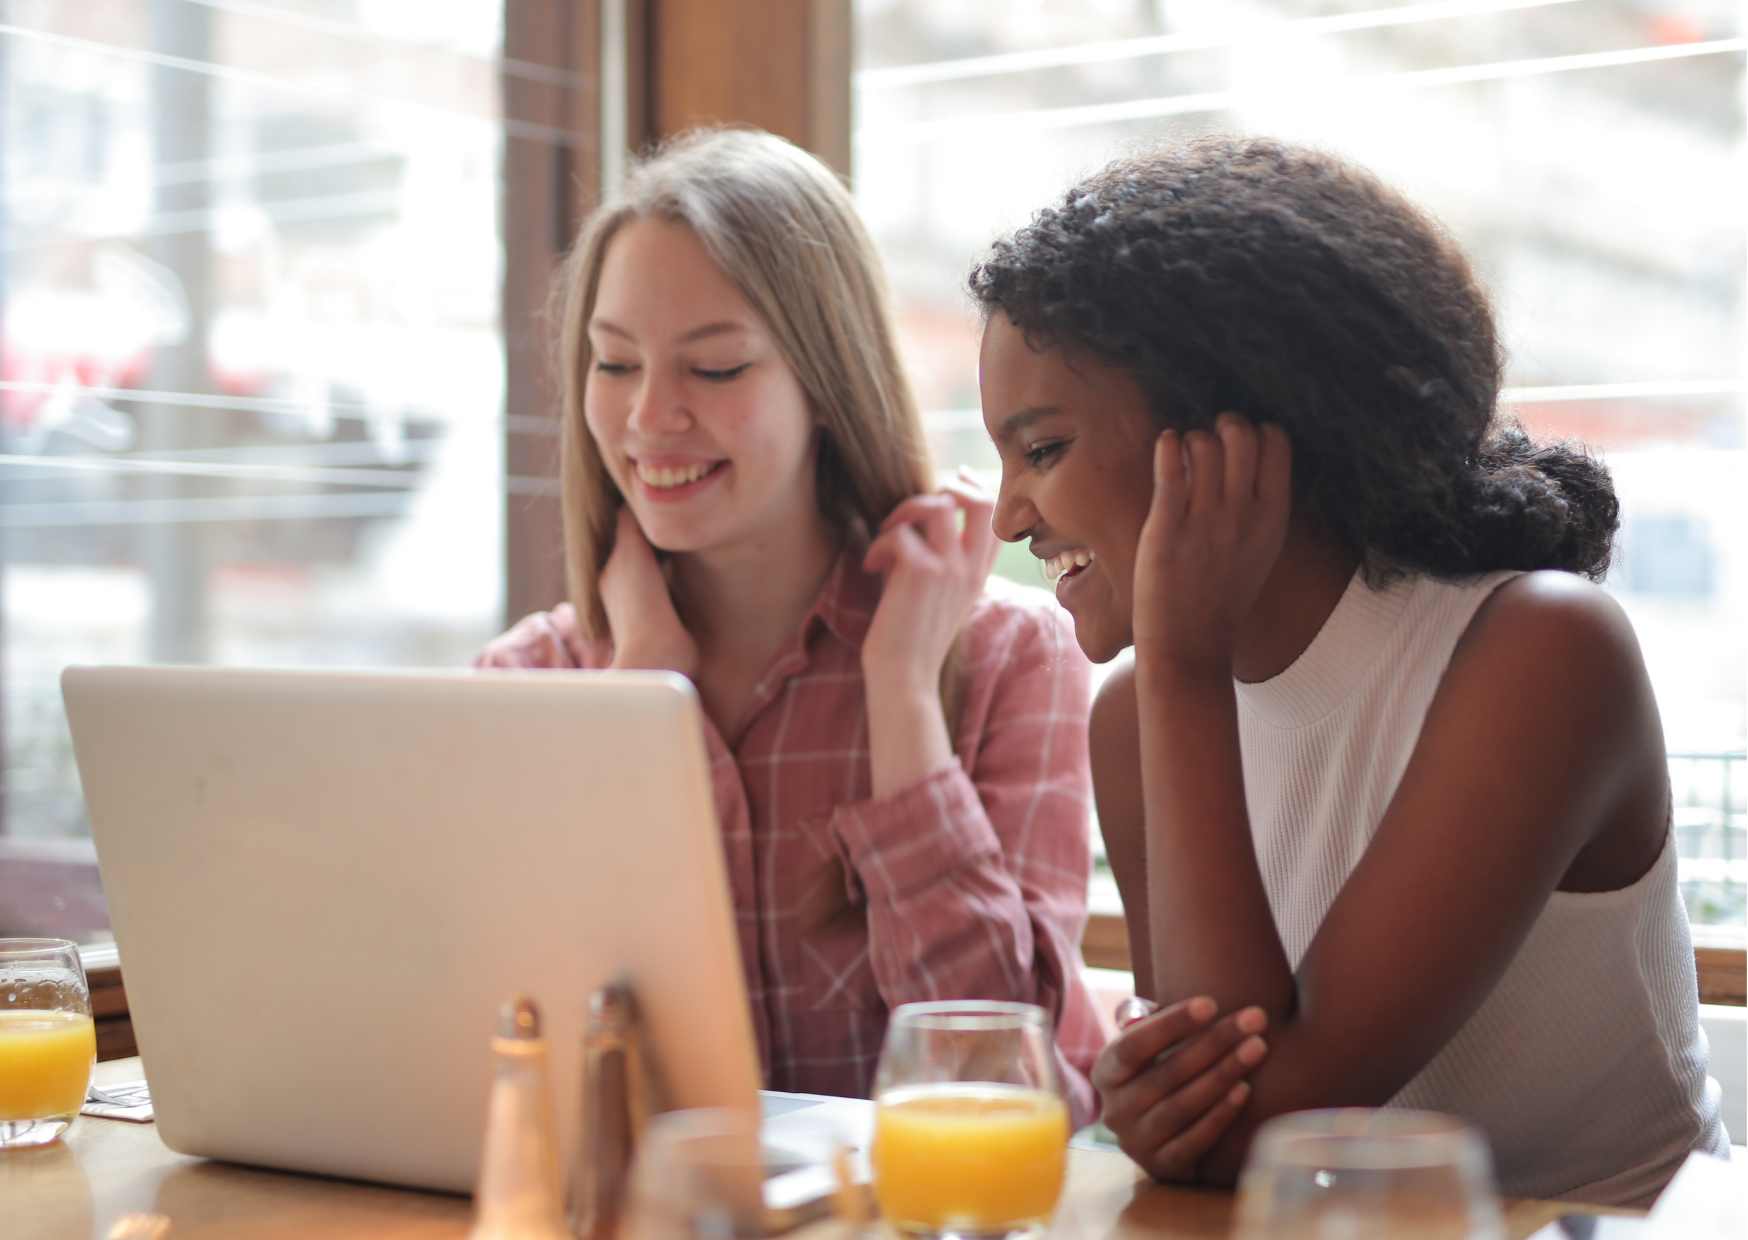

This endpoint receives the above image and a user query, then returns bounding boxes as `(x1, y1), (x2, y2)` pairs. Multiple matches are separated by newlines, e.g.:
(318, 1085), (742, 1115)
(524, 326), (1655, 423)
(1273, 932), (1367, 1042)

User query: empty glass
(1233, 1108), (1505, 1240)
(0, 939), (95, 1148)
(871, 1000), (1068, 1240)
(620, 1107), (861, 1240)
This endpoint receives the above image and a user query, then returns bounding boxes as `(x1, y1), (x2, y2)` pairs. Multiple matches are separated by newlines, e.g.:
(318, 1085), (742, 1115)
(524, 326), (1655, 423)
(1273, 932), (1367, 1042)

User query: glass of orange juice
(0, 938), (96, 1148)
(871, 1000), (1069, 1239)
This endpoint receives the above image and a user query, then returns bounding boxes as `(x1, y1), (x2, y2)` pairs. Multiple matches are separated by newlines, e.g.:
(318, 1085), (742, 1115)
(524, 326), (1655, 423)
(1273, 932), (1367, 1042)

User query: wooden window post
(500, 0), (851, 626)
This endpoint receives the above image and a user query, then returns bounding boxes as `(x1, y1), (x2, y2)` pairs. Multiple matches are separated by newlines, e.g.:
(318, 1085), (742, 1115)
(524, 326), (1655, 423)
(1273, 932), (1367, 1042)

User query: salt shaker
(571, 980), (644, 1240)
(470, 994), (570, 1240)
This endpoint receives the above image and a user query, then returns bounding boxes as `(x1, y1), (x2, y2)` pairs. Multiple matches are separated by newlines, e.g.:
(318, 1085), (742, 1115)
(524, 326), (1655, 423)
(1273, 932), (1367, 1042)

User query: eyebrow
(589, 318), (752, 345)
(993, 405), (1063, 444)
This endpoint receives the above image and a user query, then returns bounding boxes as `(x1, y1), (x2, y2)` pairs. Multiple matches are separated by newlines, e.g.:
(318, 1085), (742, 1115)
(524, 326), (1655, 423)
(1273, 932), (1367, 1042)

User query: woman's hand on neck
(602, 506), (702, 679)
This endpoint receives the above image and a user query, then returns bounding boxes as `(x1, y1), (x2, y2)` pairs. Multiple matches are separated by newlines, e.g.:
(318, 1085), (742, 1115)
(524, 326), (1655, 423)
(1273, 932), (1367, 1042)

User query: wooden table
(8, 1058), (1632, 1239)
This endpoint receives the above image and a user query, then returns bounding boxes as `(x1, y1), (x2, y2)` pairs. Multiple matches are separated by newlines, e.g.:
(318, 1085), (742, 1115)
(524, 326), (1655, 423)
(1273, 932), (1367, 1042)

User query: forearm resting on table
(1189, 999), (1454, 1184)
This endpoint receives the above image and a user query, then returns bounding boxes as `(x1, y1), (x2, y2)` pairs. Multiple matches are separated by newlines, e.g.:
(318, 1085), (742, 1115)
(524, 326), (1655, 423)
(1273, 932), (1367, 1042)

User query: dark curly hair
(968, 136), (1617, 579)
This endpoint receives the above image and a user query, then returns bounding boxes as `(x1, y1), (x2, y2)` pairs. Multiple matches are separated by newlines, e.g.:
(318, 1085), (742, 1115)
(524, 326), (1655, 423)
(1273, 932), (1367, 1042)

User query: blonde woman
(476, 129), (1104, 1124)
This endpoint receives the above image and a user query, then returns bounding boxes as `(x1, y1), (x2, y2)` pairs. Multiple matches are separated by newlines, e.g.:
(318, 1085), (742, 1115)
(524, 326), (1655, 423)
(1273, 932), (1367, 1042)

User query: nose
(990, 469), (1037, 544)
(626, 368), (693, 437)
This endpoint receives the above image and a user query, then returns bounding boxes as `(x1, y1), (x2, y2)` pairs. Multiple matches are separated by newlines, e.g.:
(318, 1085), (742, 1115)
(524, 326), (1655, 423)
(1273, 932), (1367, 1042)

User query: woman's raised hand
(601, 505), (700, 679)
(1133, 412), (1292, 669)
(858, 473), (999, 797)
(1092, 996), (1269, 1182)
(861, 472), (1000, 693)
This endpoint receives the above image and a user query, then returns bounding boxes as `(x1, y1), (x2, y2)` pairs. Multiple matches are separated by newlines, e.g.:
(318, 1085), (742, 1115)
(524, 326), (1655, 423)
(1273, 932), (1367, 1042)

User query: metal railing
(1669, 752), (1747, 936)
(1086, 751), (1748, 935)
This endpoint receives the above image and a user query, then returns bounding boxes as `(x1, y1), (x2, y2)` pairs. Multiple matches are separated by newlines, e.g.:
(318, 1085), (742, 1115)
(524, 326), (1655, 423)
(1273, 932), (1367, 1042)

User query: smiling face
(585, 217), (823, 560)
(980, 315), (1161, 663)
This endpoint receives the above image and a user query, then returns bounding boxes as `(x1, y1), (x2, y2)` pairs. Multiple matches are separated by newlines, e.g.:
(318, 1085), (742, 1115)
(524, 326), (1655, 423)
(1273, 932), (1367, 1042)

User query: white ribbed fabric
(1234, 568), (1729, 1207)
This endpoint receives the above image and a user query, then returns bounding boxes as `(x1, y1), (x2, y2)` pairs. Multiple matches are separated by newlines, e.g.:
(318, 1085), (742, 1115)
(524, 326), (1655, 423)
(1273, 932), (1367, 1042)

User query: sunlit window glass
(853, 0), (1745, 940)
(0, 0), (506, 944)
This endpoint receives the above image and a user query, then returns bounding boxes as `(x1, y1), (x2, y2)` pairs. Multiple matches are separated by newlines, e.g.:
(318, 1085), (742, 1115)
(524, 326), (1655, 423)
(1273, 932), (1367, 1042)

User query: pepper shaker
(571, 979), (644, 1240)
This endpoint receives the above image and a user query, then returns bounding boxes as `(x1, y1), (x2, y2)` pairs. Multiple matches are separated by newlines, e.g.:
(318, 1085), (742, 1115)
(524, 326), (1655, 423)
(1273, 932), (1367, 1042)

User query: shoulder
(972, 573), (1067, 626)
(1418, 571), (1667, 885)
(967, 576), (1086, 673)
(472, 603), (598, 669)
(1453, 570), (1643, 682)
(1089, 652), (1138, 752)
(1431, 570), (1660, 785)
(1089, 652), (1142, 777)
(952, 578), (1092, 741)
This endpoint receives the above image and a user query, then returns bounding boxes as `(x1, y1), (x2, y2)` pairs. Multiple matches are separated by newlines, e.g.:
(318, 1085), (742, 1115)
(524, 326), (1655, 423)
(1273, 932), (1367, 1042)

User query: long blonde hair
(553, 127), (932, 642)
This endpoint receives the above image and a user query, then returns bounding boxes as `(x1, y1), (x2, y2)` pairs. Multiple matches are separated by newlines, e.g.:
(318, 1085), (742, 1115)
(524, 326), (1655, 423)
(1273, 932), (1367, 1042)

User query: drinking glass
(870, 1000), (1068, 1240)
(1232, 1108), (1506, 1240)
(0, 939), (96, 1148)
(620, 1106), (861, 1240)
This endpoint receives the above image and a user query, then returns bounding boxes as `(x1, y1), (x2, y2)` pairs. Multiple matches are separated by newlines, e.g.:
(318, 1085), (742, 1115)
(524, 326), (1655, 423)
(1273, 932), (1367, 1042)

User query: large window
(3, 1), (1740, 952)
(853, 0), (1746, 941)
(0, 0), (508, 943)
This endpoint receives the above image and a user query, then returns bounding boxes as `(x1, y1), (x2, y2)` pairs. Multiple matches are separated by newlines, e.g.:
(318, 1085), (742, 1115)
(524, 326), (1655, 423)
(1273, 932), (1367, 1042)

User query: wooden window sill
(1080, 912), (1747, 1007)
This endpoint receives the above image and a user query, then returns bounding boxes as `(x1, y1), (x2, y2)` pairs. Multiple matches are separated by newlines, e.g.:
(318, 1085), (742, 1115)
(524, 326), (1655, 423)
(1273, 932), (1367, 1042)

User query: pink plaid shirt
(475, 551), (1104, 1125)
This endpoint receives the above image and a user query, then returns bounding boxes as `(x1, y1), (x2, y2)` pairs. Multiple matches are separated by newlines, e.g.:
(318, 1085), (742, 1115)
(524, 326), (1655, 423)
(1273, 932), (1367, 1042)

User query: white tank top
(1234, 568), (1728, 1207)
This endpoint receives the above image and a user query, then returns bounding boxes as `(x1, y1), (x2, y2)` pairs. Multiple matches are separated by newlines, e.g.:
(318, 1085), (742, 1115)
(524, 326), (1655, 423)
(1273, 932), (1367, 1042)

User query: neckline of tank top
(1233, 566), (1417, 730)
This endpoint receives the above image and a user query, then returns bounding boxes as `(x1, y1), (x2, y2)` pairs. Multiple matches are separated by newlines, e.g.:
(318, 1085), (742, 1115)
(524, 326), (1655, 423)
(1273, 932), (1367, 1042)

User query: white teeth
(636, 461), (716, 489)
(1042, 548), (1094, 583)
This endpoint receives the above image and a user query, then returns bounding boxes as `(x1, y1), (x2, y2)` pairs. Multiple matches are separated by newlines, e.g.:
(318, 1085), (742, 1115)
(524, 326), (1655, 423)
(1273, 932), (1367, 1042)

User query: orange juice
(873, 1083), (1069, 1234)
(0, 1009), (96, 1120)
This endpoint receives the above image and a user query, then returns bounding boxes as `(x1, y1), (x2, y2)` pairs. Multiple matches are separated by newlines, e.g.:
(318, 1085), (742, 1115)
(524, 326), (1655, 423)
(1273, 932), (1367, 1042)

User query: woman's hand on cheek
(601, 505), (700, 679)
(1132, 412), (1292, 671)
(1091, 996), (1269, 1182)
(860, 473), (999, 692)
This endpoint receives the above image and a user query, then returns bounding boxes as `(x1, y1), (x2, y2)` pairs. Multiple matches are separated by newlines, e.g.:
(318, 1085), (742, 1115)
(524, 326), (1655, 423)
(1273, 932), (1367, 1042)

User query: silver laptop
(62, 665), (763, 1194)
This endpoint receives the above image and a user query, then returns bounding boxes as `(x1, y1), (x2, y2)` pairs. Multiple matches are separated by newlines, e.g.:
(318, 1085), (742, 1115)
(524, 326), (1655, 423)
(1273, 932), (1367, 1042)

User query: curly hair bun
(969, 136), (1618, 580)
(1463, 428), (1619, 580)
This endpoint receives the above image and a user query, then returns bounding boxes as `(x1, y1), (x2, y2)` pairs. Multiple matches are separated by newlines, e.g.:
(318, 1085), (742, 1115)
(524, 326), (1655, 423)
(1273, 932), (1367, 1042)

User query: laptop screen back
(63, 665), (760, 1193)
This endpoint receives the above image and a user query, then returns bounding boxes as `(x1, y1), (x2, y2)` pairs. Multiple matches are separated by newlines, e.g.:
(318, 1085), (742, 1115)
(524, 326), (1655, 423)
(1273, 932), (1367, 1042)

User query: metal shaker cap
(586, 980), (636, 1034)
(498, 993), (541, 1040)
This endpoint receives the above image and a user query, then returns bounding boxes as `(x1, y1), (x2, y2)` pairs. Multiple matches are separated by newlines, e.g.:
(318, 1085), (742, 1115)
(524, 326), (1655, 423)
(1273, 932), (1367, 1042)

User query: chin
(630, 516), (705, 555)
(1070, 611), (1131, 666)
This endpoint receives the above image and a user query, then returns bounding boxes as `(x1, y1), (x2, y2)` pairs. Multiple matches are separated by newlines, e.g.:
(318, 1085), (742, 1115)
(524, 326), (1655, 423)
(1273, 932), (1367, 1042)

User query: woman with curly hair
(971, 136), (1727, 1204)
(476, 129), (1105, 1122)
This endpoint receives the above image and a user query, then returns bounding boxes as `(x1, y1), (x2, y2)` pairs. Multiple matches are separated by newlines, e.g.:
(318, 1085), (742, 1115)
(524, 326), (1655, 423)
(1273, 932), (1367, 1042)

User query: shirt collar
(806, 543), (882, 652)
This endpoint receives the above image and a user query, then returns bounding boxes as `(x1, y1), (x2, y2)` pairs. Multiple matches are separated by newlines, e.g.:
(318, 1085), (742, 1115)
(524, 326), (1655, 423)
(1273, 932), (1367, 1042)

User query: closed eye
(1024, 440), (1068, 468)
(694, 362), (753, 382)
(595, 360), (636, 376)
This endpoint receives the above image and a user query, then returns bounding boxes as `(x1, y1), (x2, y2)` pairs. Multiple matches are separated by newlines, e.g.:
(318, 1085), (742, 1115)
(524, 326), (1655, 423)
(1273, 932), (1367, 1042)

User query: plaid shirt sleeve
(827, 594), (1104, 1127)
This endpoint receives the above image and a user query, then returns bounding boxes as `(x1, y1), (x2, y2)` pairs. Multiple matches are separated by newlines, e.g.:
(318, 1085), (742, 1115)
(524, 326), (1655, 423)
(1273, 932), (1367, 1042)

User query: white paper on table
(81, 1078), (155, 1123)
(759, 1089), (875, 1186)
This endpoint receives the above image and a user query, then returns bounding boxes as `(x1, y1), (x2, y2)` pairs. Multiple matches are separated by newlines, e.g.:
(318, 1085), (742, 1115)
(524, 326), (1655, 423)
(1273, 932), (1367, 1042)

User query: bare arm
(1088, 659), (1153, 999)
